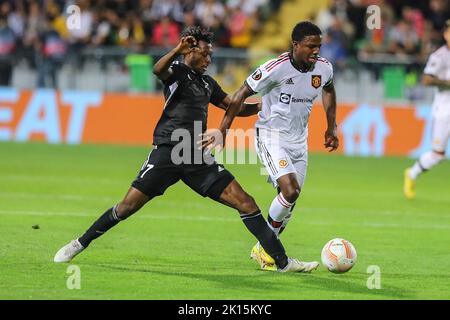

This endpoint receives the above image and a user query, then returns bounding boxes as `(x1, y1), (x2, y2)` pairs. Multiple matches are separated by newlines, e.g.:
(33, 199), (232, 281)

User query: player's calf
(219, 179), (259, 214)
(408, 150), (445, 180)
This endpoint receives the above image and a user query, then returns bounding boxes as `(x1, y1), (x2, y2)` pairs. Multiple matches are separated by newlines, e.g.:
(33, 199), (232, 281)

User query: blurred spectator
(90, 8), (112, 46)
(360, 5), (394, 54)
(7, 1), (26, 40)
(388, 19), (420, 55)
(66, 0), (93, 70)
(269, 0), (283, 13)
(227, 0), (268, 36)
(116, 12), (146, 49)
(228, 7), (252, 48)
(106, 0), (134, 19)
(152, 16), (180, 48)
(47, 0), (69, 40)
(345, 0), (367, 42)
(36, 12), (67, 88)
(67, 0), (93, 48)
(209, 15), (230, 47)
(321, 32), (347, 72)
(150, 0), (184, 24)
(22, 1), (46, 68)
(138, 0), (154, 42)
(427, 0), (450, 33)
(0, 14), (16, 86)
(321, 17), (349, 72)
(181, 0), (197, 13)
(316, 0), (355, 52)
(316, 0), (350, 33)
(23, 1), (46, 48)
(182, 10), (198, 30)
(401, 6), (425, 39)
(419, 19), (442, 60)
(195, 0), (226, 29)
(227, 0), (268, 16)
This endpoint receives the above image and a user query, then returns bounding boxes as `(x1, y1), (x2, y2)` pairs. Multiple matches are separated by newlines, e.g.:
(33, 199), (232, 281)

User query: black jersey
(153, 61), (227, 146)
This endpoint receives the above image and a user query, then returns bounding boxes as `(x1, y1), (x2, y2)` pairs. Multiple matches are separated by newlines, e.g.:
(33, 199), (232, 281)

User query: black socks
(78, 206), (121, 248)
(240, 210), (288, 269)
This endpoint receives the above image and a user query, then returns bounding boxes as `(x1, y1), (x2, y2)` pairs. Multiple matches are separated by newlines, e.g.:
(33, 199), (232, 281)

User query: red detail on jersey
(266, 56), (290, 72)
(317, 57), (330, 64)
(265, 53), (289, 70)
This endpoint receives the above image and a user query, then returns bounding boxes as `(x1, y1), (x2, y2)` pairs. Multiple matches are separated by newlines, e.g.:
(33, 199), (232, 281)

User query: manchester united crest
(278, 159), (288, 168)
(311, 75), (321, 88)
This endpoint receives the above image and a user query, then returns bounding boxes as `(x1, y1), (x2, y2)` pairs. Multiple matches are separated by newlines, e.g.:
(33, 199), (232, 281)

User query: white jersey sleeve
(322, 58), (334, 87)
(424, 51), (443, 78)
(245, 53), (290, 94)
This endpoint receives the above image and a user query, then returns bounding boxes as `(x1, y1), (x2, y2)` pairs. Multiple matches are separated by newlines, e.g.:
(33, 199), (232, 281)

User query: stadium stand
(0, 0), (448, 102)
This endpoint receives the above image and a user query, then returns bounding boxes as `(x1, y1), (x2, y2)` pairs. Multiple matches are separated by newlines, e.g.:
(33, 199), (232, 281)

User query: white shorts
(431, 114), (450, 152)
(255, 128), (308, 188)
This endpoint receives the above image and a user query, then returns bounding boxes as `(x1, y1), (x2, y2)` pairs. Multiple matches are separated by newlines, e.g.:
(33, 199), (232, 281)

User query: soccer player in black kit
(54, 27), (317, 273)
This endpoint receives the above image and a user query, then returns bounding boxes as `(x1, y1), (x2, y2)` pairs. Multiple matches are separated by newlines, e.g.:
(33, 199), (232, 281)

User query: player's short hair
(181, 26), (213, 44)
(291, 21), (322, 42)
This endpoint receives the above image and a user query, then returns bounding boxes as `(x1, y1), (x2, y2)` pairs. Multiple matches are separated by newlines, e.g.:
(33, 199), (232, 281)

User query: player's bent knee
(237, 195), (259, 214)
(281, 187), (300, 203)
(432, 150), (445, 162)
(116, 201), (141, 219)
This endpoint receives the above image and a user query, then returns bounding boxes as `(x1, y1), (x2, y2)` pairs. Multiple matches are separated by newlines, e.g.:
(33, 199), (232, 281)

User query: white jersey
(246, 52), (334, 145)
(423, 45), (450, 117)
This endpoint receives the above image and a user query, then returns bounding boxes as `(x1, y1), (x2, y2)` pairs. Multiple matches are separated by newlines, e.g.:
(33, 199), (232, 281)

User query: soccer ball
(321, 238), (357, 273)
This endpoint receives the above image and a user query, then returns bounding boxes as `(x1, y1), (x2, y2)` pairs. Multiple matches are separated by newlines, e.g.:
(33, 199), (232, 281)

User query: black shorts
(131, 144), (235, 200)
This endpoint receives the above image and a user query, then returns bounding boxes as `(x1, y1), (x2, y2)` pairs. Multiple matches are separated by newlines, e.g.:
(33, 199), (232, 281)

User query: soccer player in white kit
(202, 21), (339, 270)
(404, 20), (450, 200)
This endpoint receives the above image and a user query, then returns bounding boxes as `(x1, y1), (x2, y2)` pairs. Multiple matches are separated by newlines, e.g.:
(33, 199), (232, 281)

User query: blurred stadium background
(0, 0), (447, 96)
(1, 0), (450, 300)
(1, 0), (449, 156)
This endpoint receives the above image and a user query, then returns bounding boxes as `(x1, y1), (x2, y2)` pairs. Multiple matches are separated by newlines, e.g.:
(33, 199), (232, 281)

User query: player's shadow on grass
(93, 263), (413, 299)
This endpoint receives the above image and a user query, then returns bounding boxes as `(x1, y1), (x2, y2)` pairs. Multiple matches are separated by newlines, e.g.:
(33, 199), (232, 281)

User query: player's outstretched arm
(422, 74), (450, 90)
(237, 101), (261, 117)
(215, 95), (260, 117)
(322, 83), (339, 152)
(201, 83), (254, 151)
(153, 36), (197, 81)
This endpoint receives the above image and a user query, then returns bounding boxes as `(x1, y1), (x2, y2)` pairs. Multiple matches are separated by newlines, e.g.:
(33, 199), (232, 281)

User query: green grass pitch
(1, 141), (449, 300)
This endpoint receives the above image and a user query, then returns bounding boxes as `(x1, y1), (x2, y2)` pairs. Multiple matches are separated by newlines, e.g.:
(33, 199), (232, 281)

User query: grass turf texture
(0, 141), (449, 300)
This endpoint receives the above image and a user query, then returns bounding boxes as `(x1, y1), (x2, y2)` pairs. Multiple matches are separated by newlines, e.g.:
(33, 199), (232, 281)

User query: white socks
(409, 151), (445, 180)
(268, 193), (294, 236)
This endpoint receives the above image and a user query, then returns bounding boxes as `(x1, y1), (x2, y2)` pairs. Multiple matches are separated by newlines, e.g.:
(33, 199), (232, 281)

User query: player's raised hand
(324, 129), (339, 152)
(198, 128), (225, 153)
(175, 36), (198, 55)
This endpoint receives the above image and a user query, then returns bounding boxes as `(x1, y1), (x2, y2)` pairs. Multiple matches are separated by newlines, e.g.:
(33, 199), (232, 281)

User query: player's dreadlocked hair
(181, 26), (213, 44)
(291, 21), (322, 42)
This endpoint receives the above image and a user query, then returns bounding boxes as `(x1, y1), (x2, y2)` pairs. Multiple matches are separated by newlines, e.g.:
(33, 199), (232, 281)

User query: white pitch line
(0, 209), (238, 223)
(0, 209), (449, 230)
(299, 206), (450, 218)
(0, 174), (125, 185)
(0, 192), (116, 202)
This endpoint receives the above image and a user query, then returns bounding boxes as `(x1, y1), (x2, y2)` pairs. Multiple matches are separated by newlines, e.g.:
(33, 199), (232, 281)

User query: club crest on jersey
(279, 159), (288, 168)
(279, 93), (291, 104)
(251, 68), (262, 81)
(311, 75), (321, 88)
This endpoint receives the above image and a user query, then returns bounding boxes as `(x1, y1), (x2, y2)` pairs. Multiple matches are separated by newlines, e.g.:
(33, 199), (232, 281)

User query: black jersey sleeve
(209, 78), (227, 107)
(162, 61), (187, 86)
